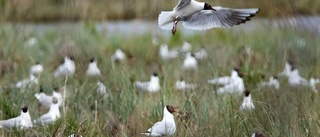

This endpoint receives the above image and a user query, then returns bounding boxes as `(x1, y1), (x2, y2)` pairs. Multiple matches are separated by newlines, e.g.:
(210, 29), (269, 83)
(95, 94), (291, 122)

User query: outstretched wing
(182, 7), (259, 30)
(173, 0), (191, 10)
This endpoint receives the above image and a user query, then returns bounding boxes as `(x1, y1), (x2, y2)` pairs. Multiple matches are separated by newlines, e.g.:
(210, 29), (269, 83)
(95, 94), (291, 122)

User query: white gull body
(141, 106), (177, 136)
(0, 105), (32, 129)
(86, 58), (101, 77)
(258, 76), (280, 89)
(54, 56), (75, 78)
(183, 53), (197, 70)
(158, 0), (259, 33)
(135, 74), (160, 92)
(34, 97), (60, 125)
(240, 92), (255, 111)
(159, 44), (179, 60)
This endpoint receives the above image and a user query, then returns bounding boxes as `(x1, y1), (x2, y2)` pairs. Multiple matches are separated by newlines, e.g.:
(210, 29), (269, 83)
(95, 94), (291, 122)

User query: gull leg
(172, 20), (179, 35)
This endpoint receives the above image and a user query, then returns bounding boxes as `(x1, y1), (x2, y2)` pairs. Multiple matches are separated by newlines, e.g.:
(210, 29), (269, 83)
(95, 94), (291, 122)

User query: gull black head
(54, 87), (61, 93)
(39, 86), (44, 93)
(166, 105), (178, 113)
(244, 90), (251, 97)
(272, 75), (278, 79)
(90, 58), (95, 63)
(152, 72), (158, 77)
(203, 3), (213, 10)
(35, 61), (41, 65)
(21, 105), (28, 113)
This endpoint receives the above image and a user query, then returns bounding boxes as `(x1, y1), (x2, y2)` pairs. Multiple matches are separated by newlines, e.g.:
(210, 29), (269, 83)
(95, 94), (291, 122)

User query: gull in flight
(135, 73), (160, 92)
(54, 56), (75, 78)
(240, 90), (255, 111)
(159, 44), (179, 60)
(158, 0), (259, 35)
(0, 105), (33, 129)
(35, 86), (63, 108)
(141, 105), (179, 136)
(258, 75), (280, 89)
(183, 52), (197, 70)
(86, 58), (101, 77)
(34, 97), (60, 125)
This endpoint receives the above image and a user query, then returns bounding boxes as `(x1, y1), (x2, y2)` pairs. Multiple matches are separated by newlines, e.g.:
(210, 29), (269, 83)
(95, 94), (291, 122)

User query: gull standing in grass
(180, 41), (192, 53)
(112, 48), (126, 63)
(97, 80), (108, 97)
(0, 105), (33, 129)
(258, 75), (280, 89)
(183, 53), (197, 70)
(194, 48), (208, 60)
(175, 78), (196, 91)
(15, 74), (39, 88)
(135, 73), (160, 92)
(240, 90), (255, 111)
(309, 77), (320, 92)
(35, 86), (63, 108)
(287, 67), (308, 87)
(208, 68), (241, 85)
(86, 58), (101, 77)
(159, 44), (179, 60)
(30, 62), (44, 76)
(251, 132), (266, 137)
(213, 69), (244, 95)
(34, 97), (60, 125)
(158, 0), (259, 35)
(54, 56), (75, 78)
(278, 61), (294, 77)
(141, 105), (179, 136)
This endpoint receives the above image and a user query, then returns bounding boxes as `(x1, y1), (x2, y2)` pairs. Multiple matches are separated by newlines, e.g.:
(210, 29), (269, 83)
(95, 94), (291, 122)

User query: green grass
(0, 24), (320, 136)
(0, 0), (320, 22)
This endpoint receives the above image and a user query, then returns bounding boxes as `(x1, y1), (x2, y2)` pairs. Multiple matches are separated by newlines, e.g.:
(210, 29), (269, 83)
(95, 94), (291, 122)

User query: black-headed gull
(112, 48), (126, 63)
(208, 68), (240, 85)
(179, 41), (192, 53)
(278, 61), (294, 77)
(159, 44), (179, 60)
(183, 53), (197, 70)
(309, 78), (320, 92)
(35, 86), (63, 108)
(158, 0), (259, 35)
(214, 69), (244, 95)
(175, 78), (196, 91)
(287, 67), (308, 87)
(194, 48), (207, 60)
(251, 132), (266, 137)
(97, 80), (108, 96)
(141, 105), (179, 136)
(34, 97), (60, 125)
(86, 58), (101, 77)
(15, 74), (39, 88)
(258, 75), (280, 89)
(54, 56), (75, 78)
(30, 62), (44, 76)
(0, 105), (33, 129)
(135, 73), (160, 92)
(240, 90), (255, 111)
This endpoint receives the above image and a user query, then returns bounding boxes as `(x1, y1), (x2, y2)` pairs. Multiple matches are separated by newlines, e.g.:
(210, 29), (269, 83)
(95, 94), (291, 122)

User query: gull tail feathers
(158, 11), (174, 30)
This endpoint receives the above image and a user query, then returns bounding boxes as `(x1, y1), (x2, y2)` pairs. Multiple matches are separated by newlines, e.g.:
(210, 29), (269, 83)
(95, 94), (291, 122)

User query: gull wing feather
(173, 0), (191, 10)
(182, 8), (259, 30)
